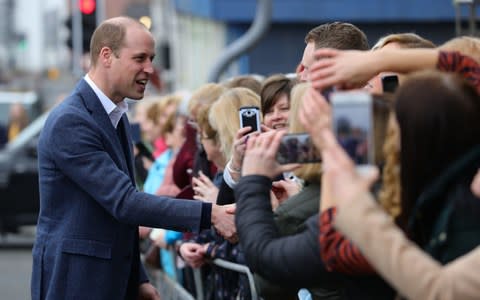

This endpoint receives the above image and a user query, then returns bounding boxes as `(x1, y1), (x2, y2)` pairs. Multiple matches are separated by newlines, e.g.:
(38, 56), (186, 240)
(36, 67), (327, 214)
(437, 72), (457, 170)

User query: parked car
(0, 111), (48, 234)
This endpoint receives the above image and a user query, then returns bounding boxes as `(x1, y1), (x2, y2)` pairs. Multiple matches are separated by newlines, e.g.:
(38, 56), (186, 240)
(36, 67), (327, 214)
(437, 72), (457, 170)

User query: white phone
(331, 90), (374, 166)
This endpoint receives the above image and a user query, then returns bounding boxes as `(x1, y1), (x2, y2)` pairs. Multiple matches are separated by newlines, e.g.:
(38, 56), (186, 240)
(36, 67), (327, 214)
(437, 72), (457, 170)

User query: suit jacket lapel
(117, 115), (135, 183)
(75, 80), (132, 179)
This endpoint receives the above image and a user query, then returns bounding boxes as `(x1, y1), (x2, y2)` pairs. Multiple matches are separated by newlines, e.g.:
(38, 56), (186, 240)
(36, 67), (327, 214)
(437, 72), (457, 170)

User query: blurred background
(0, 0), (477, 298)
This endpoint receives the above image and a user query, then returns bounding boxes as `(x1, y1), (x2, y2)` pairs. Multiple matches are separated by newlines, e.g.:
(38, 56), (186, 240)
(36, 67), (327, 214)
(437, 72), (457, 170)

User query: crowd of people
(30, 15), (480, 300)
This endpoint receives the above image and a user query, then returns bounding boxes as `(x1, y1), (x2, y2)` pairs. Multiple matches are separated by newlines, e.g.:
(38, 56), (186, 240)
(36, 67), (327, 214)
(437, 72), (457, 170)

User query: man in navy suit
(31, 16), (236, 300)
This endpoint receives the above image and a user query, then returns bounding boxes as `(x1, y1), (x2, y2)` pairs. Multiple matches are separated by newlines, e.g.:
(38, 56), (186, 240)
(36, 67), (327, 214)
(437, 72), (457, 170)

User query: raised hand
(299, 87), (332, 151)
(230, 126), (259, 171)
(320, 128), (379, 211)
(192, 171), (219, 203)
(242, 130), (300, 179)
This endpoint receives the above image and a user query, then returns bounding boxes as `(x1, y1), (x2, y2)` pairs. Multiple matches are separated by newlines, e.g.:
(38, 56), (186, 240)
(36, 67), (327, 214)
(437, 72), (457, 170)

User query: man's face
(298, 42), (316, 82)
(109, 26), (155, 103)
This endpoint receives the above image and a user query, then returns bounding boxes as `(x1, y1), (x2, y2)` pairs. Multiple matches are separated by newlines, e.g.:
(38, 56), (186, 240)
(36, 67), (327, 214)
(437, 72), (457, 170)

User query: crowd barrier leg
(212, 258), (259, 300)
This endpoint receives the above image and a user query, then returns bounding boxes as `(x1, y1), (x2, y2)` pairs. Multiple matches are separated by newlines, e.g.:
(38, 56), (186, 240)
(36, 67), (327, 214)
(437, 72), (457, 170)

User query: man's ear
(99, 47), (113, 67)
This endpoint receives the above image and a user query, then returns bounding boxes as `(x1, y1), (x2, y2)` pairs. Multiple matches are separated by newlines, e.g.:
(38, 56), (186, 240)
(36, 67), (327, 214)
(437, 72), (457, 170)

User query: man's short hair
(304, 22), (369, 50)
(89, 17), (143, 66)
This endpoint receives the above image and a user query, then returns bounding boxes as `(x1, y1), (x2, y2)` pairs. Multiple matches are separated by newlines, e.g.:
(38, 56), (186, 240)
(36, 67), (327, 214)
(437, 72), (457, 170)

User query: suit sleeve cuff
(200, 202), (212, 229)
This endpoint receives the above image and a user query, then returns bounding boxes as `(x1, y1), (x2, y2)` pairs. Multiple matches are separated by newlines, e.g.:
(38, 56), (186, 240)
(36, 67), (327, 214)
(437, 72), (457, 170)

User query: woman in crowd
(173, 83), (226, 199)
(303, 70), (480, 299)
(221, 74), (296, 198)
(308, 72), (480, 300)
(142, 94), (182, 194)
(318, 32), (434, 275)
(261, 74), (296, 130)
(253, 83), (328, 300)
(302, 35), (480, 276)
(179, 87), (261, 300)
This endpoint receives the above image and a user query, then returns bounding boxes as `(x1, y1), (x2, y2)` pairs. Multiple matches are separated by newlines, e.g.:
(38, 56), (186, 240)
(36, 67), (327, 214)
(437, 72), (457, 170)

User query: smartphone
(239, 106), (261, 134)
(276, 133), (321, 164)
(331, 91), (374, 166)
(381, 74), (399, 93)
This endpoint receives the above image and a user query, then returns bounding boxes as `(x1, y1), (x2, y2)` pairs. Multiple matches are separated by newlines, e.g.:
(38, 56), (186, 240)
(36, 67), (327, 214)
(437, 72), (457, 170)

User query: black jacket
(235, 175), (394, 300)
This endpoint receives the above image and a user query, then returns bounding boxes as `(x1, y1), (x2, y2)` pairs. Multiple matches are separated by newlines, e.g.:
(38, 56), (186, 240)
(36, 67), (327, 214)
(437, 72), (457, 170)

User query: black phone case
(239, 106), (260, 133)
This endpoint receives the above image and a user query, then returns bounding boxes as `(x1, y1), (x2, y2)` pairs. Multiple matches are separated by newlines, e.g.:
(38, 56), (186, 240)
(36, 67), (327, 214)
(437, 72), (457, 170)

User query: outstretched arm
(309, 48), (439, 91)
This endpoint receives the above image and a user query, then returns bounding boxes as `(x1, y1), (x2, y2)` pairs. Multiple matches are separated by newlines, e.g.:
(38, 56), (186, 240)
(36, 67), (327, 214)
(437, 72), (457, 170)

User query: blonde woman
(209, 87), (261, 162)
(252, 82), (329, 300)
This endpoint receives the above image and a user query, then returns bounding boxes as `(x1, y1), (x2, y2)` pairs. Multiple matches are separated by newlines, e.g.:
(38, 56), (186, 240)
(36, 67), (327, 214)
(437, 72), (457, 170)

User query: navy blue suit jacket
(31, 80), (206, 299)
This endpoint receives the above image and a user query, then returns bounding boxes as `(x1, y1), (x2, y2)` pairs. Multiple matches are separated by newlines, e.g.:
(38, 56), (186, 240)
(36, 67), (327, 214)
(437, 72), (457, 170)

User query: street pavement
(0, 227), (35, 300)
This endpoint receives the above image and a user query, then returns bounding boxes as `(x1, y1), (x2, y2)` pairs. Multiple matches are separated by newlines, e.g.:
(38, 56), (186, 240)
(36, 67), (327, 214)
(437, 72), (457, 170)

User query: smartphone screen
(331, 91), (374, 165)
(239, 106), (261, 134)
(276, 133), (321, 164)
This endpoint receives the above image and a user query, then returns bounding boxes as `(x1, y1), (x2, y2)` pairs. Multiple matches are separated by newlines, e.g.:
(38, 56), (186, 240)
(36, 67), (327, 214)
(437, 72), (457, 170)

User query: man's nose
(144, 61), (154, 74)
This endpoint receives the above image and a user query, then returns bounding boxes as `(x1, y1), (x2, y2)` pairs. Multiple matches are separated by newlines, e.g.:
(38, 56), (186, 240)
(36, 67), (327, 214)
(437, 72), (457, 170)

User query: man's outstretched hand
(211, 203), (237, 243)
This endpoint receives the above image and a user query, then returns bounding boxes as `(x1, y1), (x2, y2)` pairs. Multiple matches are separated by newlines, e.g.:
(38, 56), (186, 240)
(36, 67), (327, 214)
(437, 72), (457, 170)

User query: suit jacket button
(439, 232), (447, 242)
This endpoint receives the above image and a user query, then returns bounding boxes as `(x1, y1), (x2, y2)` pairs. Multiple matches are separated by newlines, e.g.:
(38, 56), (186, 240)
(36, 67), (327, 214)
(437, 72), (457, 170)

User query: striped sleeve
(437, 51), (480, 94)
(319, 207), (376, 275)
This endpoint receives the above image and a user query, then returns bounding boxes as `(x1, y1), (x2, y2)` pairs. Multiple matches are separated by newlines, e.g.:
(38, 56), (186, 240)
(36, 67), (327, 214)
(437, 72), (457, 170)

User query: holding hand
(230, 126), (260, 171)
(211, 203), (238, 243)
(271, 178), (302, 204)
(242, 130), (299, 179)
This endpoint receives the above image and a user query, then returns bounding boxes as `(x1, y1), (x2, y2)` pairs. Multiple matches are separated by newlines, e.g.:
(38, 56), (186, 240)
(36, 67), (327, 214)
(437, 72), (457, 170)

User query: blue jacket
(31, 79), (207, 300)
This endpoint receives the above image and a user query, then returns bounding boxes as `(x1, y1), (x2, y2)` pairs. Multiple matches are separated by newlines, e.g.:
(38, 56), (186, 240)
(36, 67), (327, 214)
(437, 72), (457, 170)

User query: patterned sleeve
(319, 207), (376, 275)
(437, 51), (480, 94)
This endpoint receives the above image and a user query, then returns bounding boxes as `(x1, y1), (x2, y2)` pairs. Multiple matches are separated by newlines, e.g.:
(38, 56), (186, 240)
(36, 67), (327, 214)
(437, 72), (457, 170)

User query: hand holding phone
(276, 133), (322, 164)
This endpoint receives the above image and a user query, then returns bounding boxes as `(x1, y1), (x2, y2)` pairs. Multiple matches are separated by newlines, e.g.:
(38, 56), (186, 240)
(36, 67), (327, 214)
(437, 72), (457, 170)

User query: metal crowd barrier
(152, 247), (260, 299)
(211, 258), (259, 300)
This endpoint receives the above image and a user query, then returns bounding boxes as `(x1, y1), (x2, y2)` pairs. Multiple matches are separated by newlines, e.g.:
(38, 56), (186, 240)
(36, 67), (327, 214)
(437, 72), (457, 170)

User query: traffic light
(78, 0), (96, 15)
(65, 0), (97, 53)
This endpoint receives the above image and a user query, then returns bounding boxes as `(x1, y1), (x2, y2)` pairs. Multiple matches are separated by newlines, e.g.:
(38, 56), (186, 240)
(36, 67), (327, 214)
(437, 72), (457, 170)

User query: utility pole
(71, 0), (83, 77)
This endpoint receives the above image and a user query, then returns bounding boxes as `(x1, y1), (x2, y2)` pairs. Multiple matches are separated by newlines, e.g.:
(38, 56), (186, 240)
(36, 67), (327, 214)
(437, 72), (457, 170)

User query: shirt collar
(84, 74), (129, 128)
